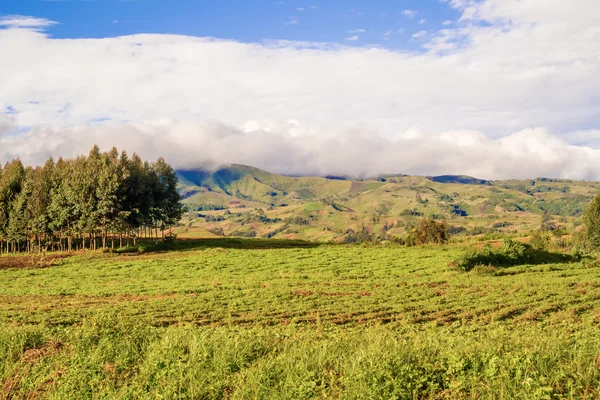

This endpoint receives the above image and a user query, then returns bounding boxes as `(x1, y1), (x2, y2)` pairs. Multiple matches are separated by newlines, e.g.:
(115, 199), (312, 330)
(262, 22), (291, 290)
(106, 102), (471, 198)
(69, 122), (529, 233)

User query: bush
(400, 209), (423, 217)
(529, 230), (548, 251)
(492, 221), (512, 229)
(454, 239), (577, 272)
(448, 225), (467, 235)
(342, 230), (373, 244)
(163, 233), (177, 242)
(409, 219), (449, 245)
(229, 228), (257, 238)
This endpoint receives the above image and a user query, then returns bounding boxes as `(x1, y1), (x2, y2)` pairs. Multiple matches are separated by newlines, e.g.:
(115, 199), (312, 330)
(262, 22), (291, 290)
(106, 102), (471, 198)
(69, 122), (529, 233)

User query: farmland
(1, 240), (600, 398)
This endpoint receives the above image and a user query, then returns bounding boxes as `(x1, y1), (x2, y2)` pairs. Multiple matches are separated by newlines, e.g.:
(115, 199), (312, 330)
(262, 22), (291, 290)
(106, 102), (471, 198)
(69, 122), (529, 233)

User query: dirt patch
(1, 338), (68, 399)
(349, 181), (367, 193)
(112, 293), (179, 302)
(22, 339), (66, 364)
(292, 289), (314, 297)
(0, 254), (72, 270)
(319, 291), (371, 297)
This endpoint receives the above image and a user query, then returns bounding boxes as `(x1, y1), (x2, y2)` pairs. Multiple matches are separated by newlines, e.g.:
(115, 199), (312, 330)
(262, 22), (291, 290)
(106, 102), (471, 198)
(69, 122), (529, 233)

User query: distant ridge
(173, 163), (599, 241)
(427, 175), (490, 185)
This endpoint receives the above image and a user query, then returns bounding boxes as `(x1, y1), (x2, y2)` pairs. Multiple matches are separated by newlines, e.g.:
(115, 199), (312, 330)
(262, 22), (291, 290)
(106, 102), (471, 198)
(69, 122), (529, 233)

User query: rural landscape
(1, 149), (600, 398)
(2, 0), (600, 398)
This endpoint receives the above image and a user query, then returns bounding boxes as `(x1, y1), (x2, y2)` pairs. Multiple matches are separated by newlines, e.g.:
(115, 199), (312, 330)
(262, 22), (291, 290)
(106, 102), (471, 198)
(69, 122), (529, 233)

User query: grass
(1, 240), (600, 398)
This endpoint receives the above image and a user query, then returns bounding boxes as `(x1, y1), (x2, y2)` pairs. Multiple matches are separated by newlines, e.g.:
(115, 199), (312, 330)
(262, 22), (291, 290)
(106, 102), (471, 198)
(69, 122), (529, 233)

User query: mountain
(174, 165), (600, 242)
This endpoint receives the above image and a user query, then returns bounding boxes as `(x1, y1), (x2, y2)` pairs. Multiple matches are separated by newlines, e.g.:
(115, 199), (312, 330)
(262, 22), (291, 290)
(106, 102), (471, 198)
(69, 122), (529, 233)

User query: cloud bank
(2, 119), (600, 181)
(0, 0), (600, 179)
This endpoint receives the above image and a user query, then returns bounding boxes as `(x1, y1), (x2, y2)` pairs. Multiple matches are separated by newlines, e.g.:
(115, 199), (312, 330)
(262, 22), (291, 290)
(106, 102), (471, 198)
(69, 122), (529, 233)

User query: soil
(0, 254), (72, 270)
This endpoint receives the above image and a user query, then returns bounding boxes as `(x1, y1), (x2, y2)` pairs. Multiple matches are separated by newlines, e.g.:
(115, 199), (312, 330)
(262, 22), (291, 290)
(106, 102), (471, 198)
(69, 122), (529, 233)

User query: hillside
(175, 165), (600, 242)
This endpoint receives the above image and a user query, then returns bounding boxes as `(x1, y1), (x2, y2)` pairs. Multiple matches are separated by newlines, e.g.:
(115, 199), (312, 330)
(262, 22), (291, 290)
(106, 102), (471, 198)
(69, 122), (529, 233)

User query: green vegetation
(0, 146), (182, 254)
(408, 218), (449, 245)
(453, 239), (579, 272)
(584, 192), (600, 251)
(1, 241), (600, 398)
(2, 164), (600, 398)
(175, 164), (599, 242)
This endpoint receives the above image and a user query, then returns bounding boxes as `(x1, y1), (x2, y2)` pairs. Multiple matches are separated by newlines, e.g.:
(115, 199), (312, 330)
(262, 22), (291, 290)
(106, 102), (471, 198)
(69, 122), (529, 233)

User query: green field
(1, 240), (600, 399)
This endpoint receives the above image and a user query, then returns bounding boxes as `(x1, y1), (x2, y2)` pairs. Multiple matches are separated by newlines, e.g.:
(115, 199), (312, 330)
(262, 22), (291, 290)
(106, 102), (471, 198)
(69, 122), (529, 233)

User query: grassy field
(1, 240), (600, 398)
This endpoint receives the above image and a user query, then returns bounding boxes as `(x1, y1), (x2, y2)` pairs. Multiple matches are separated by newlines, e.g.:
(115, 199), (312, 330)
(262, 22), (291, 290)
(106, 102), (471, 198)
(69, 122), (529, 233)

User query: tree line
(0, 146), (183, 254)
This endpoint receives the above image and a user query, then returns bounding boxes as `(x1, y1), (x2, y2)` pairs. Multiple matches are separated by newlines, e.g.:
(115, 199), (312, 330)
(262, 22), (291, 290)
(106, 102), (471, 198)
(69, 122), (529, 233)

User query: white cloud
(383, 30), (392, 40)
(286, 16), (298, 25)
(402, 9), (418, 18)
(411, 30), (427, 38)
(349, 29), (366, 33)
(442, 20), (453, 25)
(0, 115), (15, 137)
(2, 120), (600, 180)
(296, 7), (304, 11)
(0, 15), (57, 29)
(345, 35), (359, 41)
(419, 19), (426, 24)
(309, 5), (317, 9)
(1, 0), (600, 178)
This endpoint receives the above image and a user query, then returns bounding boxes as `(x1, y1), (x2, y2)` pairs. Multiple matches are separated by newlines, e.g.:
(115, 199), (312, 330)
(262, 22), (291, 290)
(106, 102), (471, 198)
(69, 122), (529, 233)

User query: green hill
(175, 165), (600, 242)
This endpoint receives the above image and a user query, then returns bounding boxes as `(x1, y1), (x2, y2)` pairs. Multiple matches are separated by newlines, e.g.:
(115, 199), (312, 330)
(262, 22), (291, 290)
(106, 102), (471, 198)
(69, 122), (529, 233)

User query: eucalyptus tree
(0, 146), (183, 253)
(0, 160), (25, 253)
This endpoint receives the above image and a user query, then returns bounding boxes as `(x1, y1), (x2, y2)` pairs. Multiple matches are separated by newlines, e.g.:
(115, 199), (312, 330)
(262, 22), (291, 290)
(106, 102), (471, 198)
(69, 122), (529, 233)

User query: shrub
(454, 239), (577, 272)
(164, 233), (177, 242)
(529, 230), (548, 251)
(448, 225), (467, 235)
(400, 209), (423, 217)
(230, 228), (257, 238)
(342, 230), (373, 244)
(492, 221), (512, 229)
(409, 219), (449, 245)
(500, 239), (530, 263)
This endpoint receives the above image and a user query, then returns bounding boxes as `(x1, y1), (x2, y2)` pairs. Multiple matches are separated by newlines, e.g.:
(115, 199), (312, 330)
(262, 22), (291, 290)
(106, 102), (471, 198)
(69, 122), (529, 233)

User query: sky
(1, 0), (600, 179)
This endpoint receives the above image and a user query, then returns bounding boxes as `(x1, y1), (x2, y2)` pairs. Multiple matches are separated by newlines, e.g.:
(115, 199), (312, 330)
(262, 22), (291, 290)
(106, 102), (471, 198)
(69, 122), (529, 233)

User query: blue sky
(1, 0), (459, 49)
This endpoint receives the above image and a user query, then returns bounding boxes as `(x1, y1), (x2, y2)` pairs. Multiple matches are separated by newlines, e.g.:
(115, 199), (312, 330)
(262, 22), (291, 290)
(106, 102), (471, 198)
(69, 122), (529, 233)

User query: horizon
(176, 162), (590, 183)
(1, 0), (600, 180)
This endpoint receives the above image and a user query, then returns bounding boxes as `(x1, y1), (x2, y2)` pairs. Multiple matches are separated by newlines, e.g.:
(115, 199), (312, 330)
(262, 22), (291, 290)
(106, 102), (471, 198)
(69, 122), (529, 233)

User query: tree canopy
(0, 146), (183, 253)
(583, 192), (600, 251)
(410, 219), (449, 245)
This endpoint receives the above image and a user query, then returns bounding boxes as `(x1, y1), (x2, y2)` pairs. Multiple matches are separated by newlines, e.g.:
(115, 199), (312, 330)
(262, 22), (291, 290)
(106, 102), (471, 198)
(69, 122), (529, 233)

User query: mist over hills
(174, 164), (599, 242)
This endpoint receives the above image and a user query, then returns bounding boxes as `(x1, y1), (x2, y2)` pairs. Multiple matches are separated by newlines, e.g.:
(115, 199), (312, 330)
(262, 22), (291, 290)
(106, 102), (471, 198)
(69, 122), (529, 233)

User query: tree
(47, 158), (77, 251)
(583, 192), (600, 250)
(0, 146), (183, 253)
(25, 164), (53, 252)
(94, 148), (124, 248)
(152, 157), (184, 229)
(0, 160), (25, 253)
(411, 218), (449, 245)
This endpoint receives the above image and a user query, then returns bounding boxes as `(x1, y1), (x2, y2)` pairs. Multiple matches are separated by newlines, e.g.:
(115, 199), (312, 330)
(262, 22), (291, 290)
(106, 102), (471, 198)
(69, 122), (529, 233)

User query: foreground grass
(2, 319), (599, 399)
(1, 242), (599, 398)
